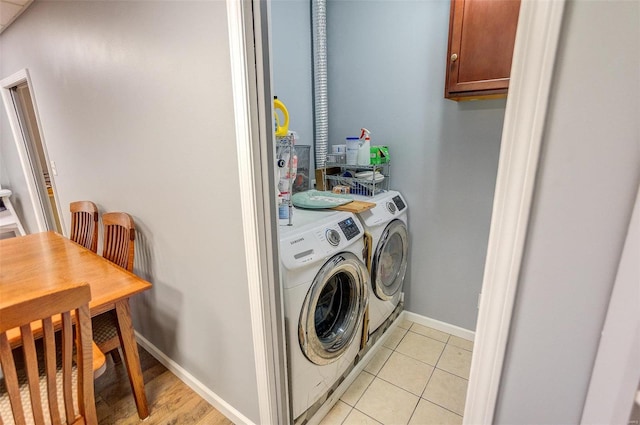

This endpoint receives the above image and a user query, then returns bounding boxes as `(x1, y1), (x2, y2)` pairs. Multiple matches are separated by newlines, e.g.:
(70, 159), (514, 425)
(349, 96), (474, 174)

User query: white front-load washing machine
(279, 208), (369, 422)
(353, 190), (409, 338)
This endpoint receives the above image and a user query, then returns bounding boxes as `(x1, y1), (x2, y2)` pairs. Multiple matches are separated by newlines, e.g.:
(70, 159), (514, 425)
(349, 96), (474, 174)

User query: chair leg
(110, 348), (122, 364)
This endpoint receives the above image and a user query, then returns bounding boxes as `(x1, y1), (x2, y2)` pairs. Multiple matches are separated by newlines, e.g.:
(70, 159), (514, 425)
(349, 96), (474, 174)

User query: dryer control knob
(326, 229), (341, 246)
(387, 201), (397, 214)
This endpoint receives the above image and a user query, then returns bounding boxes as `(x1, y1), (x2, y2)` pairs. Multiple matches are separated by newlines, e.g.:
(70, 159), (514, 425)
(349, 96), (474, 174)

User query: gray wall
(495, 0), (640, 423)
(0, 2), (260, 422)
(326, 0), (505, 330)
(271, 0), (315, 167)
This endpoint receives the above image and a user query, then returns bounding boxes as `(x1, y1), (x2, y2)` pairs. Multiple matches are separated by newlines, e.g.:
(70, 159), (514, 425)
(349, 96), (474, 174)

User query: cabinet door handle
(451, 53), (458, 62)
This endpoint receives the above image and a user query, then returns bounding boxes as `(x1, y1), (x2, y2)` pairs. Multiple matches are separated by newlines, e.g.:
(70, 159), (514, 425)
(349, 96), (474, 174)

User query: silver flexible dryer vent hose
(312, 0), (328, 168)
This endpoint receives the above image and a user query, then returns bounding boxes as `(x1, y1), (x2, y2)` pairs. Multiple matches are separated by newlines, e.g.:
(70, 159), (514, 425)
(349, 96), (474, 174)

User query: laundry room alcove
(269, 1), (507, 424)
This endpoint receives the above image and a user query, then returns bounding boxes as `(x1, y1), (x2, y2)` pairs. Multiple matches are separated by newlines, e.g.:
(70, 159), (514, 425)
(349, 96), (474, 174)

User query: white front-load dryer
(353, 190), (409, 338)
(279, 208), (369, 422)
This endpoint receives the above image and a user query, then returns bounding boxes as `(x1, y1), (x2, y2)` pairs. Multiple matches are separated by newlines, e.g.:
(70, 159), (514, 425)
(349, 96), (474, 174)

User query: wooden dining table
(0, 231), (152, 419)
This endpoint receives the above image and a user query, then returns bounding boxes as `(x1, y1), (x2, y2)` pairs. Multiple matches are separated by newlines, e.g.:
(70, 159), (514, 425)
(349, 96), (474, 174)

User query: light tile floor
(319, 318), (473, 425)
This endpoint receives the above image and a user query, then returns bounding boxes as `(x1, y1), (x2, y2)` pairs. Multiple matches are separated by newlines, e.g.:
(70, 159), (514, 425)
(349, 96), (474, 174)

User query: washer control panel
(279, 212), (364, 273)
(392, 195), (406, 211)
(338, 217), (361, 240)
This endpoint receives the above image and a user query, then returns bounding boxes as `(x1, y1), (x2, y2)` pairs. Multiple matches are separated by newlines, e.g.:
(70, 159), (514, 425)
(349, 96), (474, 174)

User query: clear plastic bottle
(358, 128), (371, 165)
(276, 133), (298, 194)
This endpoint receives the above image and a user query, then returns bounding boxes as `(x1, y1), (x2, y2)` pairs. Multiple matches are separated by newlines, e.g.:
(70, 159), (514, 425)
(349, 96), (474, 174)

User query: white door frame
(227, 0), (290, 424)
(1, 68), (64, 234)
(229, 0), (568, 423)
(463, 0), (566, 423)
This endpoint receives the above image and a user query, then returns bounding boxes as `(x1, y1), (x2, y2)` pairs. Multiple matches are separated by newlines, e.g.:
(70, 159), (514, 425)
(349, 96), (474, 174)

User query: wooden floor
(95, 345), (234, 424)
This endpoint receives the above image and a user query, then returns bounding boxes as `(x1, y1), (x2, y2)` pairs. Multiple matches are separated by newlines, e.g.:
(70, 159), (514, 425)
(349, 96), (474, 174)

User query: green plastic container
(370, 146), (389, 164)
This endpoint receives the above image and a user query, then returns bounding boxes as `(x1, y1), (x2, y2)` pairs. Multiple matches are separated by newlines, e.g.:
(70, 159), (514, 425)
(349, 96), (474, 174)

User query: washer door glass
(299, 252), (369, 365)
(372, 220), (408, 301)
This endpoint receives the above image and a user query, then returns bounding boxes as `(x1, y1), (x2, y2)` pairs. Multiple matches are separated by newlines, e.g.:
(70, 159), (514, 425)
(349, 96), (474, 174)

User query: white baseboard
(134, 332), (256, 425)
(401, 311), (475, 342)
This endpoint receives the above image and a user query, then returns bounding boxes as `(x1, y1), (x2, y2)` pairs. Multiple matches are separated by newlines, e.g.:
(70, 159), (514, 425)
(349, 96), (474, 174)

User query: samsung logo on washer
(290, 237), (305, 245)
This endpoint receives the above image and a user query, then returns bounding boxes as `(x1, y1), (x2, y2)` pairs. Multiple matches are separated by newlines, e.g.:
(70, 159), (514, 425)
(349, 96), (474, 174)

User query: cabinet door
(445, 0), (520, 99)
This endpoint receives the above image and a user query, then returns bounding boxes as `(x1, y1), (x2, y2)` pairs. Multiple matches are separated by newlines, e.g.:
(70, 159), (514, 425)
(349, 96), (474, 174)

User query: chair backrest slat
(102, 212), (135, 272)
(42, 318), (62, 425)
(20, 324), (46, 424)
(61, 312), (75, 424)
(70, 201), (99, 253)
(75, 305), (94, 421)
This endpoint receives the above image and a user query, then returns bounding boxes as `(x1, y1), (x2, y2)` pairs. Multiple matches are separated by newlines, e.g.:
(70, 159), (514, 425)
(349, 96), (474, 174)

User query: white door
(371, 219), (408, 301)
(299, 253), (368, 365)
(581, 183), (640, 425)
(1, 70), (64, 234)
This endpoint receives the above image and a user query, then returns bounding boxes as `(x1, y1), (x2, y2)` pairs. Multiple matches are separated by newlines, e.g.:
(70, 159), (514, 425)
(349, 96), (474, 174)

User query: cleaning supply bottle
(276, 132), (297, 225)
(346, 137), (360, 165)
(357, 128), (371, 166)
(276, 131), (298, 196)
(278, 193), (290, 225)
(276, 131), (298, 225)
(274, 97), (290, 137)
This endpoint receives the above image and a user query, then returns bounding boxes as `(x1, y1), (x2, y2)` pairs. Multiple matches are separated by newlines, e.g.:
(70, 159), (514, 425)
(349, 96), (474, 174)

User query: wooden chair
(0, 188), (27, 237)
(69, 201), (99, 253)
(92, 212), (135, 362)
(0, 283), (98, 425)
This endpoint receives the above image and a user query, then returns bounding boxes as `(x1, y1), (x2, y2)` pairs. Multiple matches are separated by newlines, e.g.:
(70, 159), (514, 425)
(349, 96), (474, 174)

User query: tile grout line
(366, 326), (416, 424)
(403, 366), (425, 425)
(399, 322), (444, 425)
(411, 324), (453, 418)
(437, 341), (473, 380)
(341, 370), (376, 409)
(418, 397), (465, 419)
(393, 336), (451, 369)
(336, 403), (352, 425)
(433, 364), (470, 381)
(374, 373), (431, 399)
(386, 325), (410, 350)
(398, 323), (472, 422)
(337, 326), (406, 417)
(352, 406), (384, 425)
(446, 340), (474, 353)
(432, 340), (451, 370)
(422, 342), (469, 419)
(407, 323), (451, 345)
(334, 322), (471, 425)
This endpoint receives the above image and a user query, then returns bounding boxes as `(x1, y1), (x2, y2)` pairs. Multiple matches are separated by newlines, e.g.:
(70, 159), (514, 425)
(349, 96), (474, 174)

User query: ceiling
(0, 0), (33, 34)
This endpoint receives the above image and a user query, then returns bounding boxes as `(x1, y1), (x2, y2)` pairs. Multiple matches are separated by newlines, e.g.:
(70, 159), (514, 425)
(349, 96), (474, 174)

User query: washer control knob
(386, 201), (397, 214)
(326, 229), (341, 246)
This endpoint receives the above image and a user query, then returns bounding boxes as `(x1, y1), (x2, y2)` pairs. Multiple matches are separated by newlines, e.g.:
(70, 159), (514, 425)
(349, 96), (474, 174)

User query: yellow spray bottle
(274, 97), (290, 137)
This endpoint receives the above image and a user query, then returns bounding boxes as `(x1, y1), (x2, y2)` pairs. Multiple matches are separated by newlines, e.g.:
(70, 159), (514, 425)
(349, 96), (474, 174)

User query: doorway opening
(1, 70), (63, 233)
(255, 0), (566, 423)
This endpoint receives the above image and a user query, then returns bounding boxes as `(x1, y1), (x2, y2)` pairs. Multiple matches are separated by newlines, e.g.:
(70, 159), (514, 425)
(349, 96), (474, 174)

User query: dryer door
(372, 219), (408, 301)
(299, 252), (369, 365)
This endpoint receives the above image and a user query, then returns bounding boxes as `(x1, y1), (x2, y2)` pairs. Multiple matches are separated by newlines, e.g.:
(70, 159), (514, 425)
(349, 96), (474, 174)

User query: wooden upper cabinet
(445, 0), (521, 100)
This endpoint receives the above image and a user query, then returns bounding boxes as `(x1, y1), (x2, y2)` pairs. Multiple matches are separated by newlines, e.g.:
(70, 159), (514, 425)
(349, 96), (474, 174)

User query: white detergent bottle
(357, 128), (371, 166)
